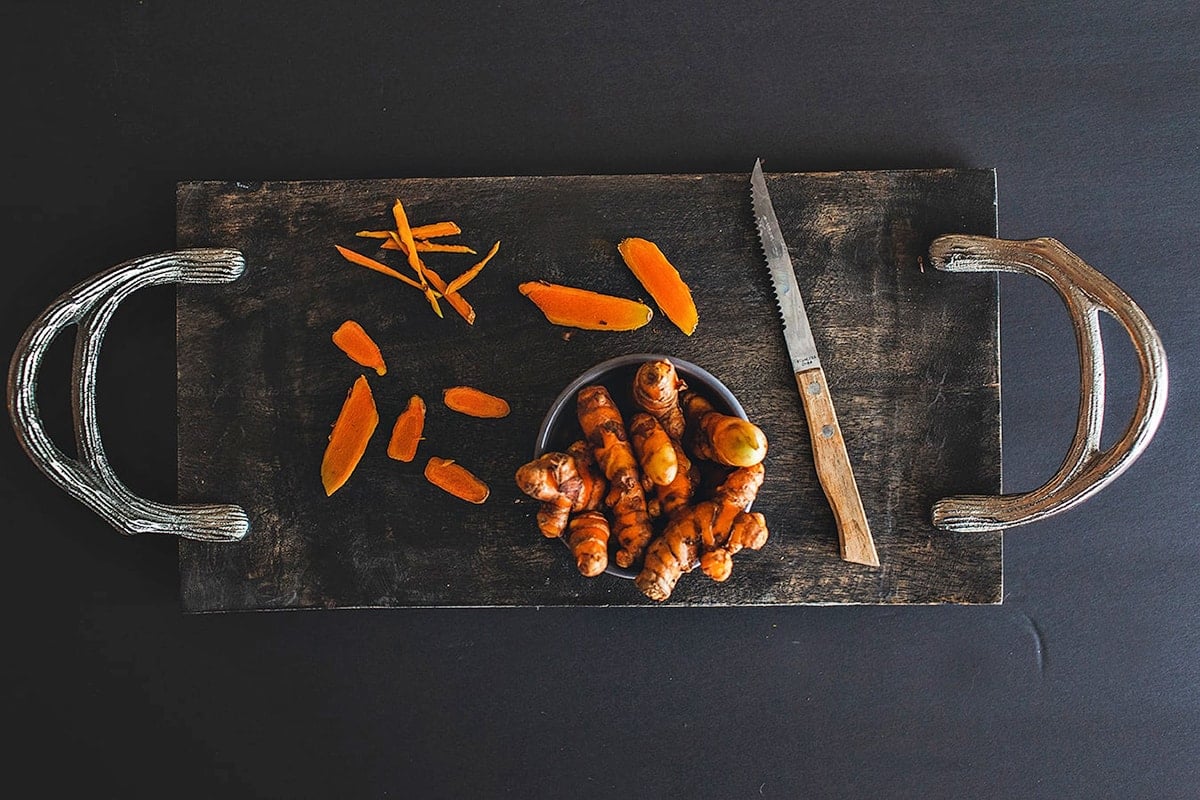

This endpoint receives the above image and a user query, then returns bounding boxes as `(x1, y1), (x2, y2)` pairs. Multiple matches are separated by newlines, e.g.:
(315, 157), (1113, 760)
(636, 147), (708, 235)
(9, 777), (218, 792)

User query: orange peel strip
(424, 457), (490, 504)
(518, 281), (653, 331)
(380, 238), (477, 255)
(320, 375), (379, 496)
(387, 395), (426, 462)
(617, 237), (699, 336)
(445, 241), (501, 295)
(331, 320), (387, 376)
(334, 245), (425, 291)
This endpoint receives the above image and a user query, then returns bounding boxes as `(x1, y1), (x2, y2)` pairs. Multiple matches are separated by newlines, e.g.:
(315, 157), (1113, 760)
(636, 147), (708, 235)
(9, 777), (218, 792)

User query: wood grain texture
(796, 366), (879, 566)
(176, 170), (1000, 609)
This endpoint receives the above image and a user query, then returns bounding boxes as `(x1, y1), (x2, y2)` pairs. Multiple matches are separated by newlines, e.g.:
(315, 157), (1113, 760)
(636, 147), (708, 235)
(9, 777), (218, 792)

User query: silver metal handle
(929, 235), (1168, 532)
(7, 249), (250, 542)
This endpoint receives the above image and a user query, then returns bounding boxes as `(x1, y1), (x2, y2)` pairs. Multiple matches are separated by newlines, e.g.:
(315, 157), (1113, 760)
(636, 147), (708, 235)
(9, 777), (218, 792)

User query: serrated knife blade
(751, 159), (879, 567)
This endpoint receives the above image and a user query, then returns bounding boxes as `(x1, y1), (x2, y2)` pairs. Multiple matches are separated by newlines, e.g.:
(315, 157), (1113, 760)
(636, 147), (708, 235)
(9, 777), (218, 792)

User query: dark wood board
(176, 170), (1000, 610)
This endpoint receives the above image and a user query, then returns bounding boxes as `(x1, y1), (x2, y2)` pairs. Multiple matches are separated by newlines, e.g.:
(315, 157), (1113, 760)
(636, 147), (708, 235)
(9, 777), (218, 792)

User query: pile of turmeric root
(515, 359), (770, 601)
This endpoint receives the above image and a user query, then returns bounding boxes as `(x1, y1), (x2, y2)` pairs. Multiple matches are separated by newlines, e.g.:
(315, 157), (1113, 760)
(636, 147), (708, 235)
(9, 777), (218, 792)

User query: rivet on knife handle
(751, 159), (879, 566)
(795, 367), (878, 566)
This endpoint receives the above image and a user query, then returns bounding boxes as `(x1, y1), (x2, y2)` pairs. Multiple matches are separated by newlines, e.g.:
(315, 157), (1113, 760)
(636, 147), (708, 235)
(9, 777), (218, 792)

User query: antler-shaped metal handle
(7, 249), (250, 542)
(929, 235), (1168, 532)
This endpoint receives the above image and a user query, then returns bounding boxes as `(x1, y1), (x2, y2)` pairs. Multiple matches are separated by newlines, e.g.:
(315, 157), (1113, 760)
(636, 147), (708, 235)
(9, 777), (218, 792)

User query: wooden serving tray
(175, 170), (1001, 609)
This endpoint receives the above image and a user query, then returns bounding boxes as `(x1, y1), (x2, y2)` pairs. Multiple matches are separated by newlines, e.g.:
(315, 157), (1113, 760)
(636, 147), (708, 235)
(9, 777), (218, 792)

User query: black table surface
(3, 3), (1196, 797)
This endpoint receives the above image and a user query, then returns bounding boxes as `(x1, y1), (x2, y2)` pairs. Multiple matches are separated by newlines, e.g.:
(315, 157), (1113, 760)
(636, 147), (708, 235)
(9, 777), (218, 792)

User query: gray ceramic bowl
(533, 354), (749, 579)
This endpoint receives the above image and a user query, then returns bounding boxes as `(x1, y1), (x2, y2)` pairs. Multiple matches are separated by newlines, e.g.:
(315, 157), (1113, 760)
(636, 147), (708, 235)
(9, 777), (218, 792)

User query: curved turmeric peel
(331, 320), (386, 376)
(321, 375), (379, 496)
(445, 241), (501, 295)
(519, 281), (653, 331)
(391, 200), (443, 318)
(424, 457), (490, 504)
(334, 245), (425, 291)
(617, 237), (699, 336)
(380, 238), (477, 255)
(357, 221), (462, 240)
(443, 386), (510, 418)
(387, 231), (477, 323)
(387, 395), (426, 462)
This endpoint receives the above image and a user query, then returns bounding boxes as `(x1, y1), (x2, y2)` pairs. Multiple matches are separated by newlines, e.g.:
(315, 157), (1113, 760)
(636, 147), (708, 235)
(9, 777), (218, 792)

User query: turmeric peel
(380, 238), (478, 255)
(519, 281), (653, 331)
(321, 375), (379, 496)
(444, 241), (500, 295)
(331, 320), (386, 376)
(387, 395), (426, 462)
(357, 221), (461, 240)
(424, 457), (489, 504)
(443, 386), (510, 418)
(334, 245), (426, 291)
(617, 237), (699, 336)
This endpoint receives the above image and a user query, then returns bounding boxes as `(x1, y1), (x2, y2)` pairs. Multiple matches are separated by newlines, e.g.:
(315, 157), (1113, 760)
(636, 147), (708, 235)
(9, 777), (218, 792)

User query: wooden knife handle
(795, 367), (879, 567)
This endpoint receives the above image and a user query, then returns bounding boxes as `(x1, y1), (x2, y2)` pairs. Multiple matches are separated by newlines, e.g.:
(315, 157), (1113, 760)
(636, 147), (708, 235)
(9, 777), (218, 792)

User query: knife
(750, 159), (879, 567)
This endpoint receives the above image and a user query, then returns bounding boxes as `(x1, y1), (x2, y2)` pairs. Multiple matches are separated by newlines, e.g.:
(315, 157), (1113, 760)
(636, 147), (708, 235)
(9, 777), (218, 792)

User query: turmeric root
(566, 439), (606, 512)
(635, 501), (709, 601)
(633, 359), (687, 440)
(711, 463), (766, 532)
(699, 512), (768, 582)
(443, 386), (511, 418)
(567, 510), (610, 577)
(629, 413), (678, 487)
(515, 452), (584, 538)
(651, 438), (699, 519)
(617, 237), (699, 336)
(514, 441), (608, 538)
(321, 375), (379, 496)
(424, 457), (489, 503)
(682, 391), (768, 467)
(636, 464), (768, 597)
(576, 385), (653, 568)
(331, 320), (387, 376)
(519, 281), (653, 331)
(386, 394), (426, 462)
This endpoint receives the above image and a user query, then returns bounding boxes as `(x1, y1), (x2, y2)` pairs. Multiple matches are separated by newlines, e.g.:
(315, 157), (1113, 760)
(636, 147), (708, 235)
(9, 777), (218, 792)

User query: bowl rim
(532, 353), (750, 580)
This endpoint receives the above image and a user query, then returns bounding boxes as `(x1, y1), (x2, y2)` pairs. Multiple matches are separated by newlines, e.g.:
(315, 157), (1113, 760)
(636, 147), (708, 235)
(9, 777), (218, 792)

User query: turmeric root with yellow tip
(649, 438), (699, 519)
(682, 391), (768, 467)
(629, 413), (678, 487)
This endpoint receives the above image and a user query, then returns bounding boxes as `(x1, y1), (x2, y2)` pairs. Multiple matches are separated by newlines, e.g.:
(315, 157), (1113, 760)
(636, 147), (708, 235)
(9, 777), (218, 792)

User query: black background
(3, 2), (1196, 797)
